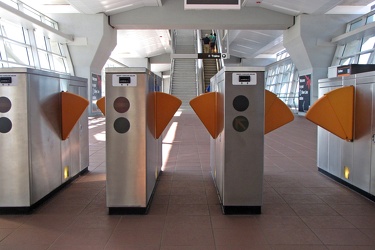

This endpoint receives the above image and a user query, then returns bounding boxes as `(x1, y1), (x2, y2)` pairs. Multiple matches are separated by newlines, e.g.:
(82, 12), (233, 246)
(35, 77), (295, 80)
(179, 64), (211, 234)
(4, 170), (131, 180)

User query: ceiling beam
(110, 0), (294, 30)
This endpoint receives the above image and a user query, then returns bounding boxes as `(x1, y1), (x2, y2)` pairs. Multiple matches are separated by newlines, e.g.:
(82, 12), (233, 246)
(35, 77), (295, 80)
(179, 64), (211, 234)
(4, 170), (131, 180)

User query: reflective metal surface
(105, 67), (162, 213)
(210, 67), (265, 213)
(0, 68), (88, 209)
(318, 72), (375, 197)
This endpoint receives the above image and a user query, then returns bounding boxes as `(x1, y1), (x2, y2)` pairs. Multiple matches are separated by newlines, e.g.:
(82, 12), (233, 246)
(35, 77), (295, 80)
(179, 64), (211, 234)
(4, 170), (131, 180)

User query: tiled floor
(1, 109), (375, 249)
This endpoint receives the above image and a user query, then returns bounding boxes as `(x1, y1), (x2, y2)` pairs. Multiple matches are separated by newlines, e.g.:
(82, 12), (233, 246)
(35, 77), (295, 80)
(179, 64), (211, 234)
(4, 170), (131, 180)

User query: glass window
(22, 5), (42, 22)
(52, 55), (66, 72)
(34, 31), (47, 50)
(43, 17), (58, 29)
(343, 40), (361, 57)
(349, 19), (363, 31)
(332, 10), (375, 67)
(340, 57), (352, 65)
(265, 57), (298, 112)
(4, 41), (30, 65)
(38, 50), (50, 69)
(366, 13), (375, 24)
(361, 35), (375, 51)
(0, 1), (72, 73)
(1, 0), (18, 9)
(50, 40), (62, 55)
(0, 21), (26, 43)
(359, 53), (371, 63)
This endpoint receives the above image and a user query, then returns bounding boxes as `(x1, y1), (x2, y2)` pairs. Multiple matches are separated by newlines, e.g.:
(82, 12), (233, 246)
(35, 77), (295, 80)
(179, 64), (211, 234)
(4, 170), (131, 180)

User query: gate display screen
(0, 77), (12, 84)
(119, 77), (131, 84)
(239, 75), (251, 82)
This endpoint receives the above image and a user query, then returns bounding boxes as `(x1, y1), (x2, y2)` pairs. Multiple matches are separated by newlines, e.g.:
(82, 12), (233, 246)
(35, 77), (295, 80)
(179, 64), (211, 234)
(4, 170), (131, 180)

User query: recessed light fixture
(344, 166), (350, 179)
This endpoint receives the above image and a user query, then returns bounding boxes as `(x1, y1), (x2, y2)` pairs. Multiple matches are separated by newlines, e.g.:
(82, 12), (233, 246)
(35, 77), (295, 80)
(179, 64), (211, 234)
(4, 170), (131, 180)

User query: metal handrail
(169, 58), (175, 95)
(196, 30), (205, 95)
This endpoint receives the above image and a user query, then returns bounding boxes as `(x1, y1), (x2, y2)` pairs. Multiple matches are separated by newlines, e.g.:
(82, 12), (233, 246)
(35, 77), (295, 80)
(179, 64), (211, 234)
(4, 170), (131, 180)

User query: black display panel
(186, 0), (238, 4)
(0, 77), (12, 84)
(119, 77), (131, 84)
(239, 75), (251, 82)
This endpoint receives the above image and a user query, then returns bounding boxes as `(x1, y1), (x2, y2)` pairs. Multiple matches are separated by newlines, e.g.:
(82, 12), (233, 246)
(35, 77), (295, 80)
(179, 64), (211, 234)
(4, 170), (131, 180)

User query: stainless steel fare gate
(105, 67), (163, 214)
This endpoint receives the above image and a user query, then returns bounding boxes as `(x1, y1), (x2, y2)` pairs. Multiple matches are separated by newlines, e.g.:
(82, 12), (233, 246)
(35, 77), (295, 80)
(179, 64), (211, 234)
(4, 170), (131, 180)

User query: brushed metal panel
(328, 134), (342, 177)
(211, 68), (264, 207)
(223, 70), (264, 206)
(28, 73), (62, 204)
(317, 81), (346, 178)
(60, 76), (89, 180)
(211, 69), (225, 200)
(146, 73), (158, 202)
(67, 85), (81, 177)
(78, 86), (89, 171)
(340, 76), (355, 183)
(352, 72), (375, 195)
(106, 67), (159, 208)
(0, 72), (30, 206)
(0, 68), (89, 207)
(316, 85), (330, 171)
(60, 78), (71, 183)
(317, 127), (329, 171)
(352, 83), (372, 192)
(318, 73), (375, 195)
(341, 140), (353, 180)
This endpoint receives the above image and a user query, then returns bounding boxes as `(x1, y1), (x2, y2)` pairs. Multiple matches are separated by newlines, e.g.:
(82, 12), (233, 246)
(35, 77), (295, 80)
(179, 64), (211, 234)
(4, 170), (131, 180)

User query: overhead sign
(185, 0), (241, 9)
(198, 53), (222, 59)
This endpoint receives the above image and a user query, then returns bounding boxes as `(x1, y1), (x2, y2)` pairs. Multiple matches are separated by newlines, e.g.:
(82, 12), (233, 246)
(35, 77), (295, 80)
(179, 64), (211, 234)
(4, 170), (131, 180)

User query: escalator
(200, 30), (221, 92)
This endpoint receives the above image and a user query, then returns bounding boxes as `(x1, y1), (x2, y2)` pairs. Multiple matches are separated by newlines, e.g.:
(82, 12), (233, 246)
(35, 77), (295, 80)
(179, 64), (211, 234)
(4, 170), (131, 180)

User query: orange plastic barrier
(265, 90), (294, 134)
(189, 92), (224, 139)
(155, 92), (181, 139)
(96, 96), (105, 115)
(61, 91), (89, 140)
(305, 86), (354, 141)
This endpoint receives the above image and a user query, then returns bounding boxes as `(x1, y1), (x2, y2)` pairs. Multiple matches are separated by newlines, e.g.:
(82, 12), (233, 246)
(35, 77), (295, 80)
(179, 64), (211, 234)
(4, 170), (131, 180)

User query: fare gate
(190, 67), (294, 214)
(105, 67), (181, 214)
(0, 68), (89, 213)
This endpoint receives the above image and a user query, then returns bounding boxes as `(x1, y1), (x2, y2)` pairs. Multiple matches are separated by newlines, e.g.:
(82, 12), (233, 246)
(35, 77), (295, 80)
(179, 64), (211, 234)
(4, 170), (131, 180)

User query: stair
(171, 59), (197, 109)
(174, 30), (196, 54)
(171, 30), (197, 110)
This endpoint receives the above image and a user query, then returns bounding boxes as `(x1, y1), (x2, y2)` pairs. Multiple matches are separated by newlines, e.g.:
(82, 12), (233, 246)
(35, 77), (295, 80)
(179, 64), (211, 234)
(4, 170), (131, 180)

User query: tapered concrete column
(283, 14), (355, 110)
(50, 13), (117, 116)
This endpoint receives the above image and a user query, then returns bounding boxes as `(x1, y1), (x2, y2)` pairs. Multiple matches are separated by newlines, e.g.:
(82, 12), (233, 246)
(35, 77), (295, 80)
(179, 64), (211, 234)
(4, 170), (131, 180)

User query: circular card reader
(0, 117), (12, 133)
(114, 117), (130, 134)
(113, 97), (130, 113)
(0, 97), (11, 113)
(232, 116), (249, 132)
(233, 95), (249, 112)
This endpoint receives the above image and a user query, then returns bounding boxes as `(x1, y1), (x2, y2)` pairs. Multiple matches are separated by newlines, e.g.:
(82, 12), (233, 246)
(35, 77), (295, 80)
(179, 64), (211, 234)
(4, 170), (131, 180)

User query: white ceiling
(18, 0), (375, 72)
